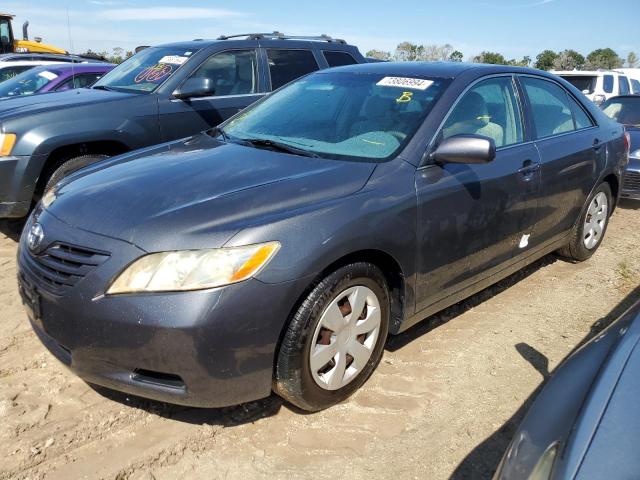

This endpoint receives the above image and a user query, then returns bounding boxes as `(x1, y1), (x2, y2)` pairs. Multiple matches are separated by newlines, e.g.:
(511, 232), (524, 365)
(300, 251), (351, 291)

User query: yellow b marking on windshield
(396, 91), (413, 103)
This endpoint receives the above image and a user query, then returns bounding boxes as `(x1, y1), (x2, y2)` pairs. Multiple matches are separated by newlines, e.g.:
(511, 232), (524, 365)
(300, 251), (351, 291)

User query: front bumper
(0, 153), (47, 218)
(18, 210), (310, 407)
(621, 158), (640, 200)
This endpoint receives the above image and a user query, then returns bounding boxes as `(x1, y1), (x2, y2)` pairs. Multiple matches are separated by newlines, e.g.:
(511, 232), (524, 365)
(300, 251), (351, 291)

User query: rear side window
(603, 75), (614, 93)
(631, 79), (640, 94)
(188, 49), (258, 96)
(442, 76), (523, 148)
(266, 49), (319, 90)
(521, 77), (593, 138)
(561, 75), (596, 94)
(56, 73), (103, 91)
(322, 51), (358, 67)
(619, 76), (631, 95)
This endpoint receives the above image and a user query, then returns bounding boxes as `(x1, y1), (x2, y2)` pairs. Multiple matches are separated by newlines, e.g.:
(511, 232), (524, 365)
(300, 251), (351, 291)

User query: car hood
(47, 134), (376, 252)
(0, 87), (137, 119)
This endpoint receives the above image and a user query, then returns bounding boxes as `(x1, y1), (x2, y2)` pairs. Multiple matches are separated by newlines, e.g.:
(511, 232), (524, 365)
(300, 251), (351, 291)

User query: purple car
(0, 63), (115, 99)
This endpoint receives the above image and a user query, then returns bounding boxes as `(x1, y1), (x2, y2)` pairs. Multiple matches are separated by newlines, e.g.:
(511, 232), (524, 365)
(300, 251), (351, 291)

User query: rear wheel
(557, 182), (612, 262)
(275, 262), (390, 411)
(44, 154), (109, 192)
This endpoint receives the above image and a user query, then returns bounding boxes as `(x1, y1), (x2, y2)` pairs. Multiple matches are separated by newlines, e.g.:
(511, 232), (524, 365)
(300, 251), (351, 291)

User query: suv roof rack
(215, 31), (347, 44)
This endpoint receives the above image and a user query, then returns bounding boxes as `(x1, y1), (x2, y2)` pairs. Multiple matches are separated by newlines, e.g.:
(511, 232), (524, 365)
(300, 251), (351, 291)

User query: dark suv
(0, 33), (365, 218)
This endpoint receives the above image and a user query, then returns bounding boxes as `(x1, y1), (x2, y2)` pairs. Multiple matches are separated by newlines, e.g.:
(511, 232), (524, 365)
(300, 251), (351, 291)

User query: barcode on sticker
(376, 77), (433, 90)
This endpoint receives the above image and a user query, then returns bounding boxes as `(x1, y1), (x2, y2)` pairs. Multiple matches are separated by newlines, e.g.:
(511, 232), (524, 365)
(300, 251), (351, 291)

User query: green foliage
(585, 48), (623, 70)
(80, 47), (134, 64)
(449, 50), (464, 62)
(627, 52), (638, 68)
(365, 49), (391, 61)
(473, 51), (507, 65)
(534, 50), (558, 71)
(553, 49), (585, 70)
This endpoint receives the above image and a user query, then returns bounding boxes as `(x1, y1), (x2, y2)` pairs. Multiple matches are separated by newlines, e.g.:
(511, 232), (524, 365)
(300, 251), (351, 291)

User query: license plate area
(18, 274), (42, 328)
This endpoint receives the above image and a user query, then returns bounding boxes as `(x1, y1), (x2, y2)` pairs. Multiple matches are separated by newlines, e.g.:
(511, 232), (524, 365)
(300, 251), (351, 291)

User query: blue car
(601, 95), (640, 200)
(18, 62), (628, 411)
(495, 295), (640, 479)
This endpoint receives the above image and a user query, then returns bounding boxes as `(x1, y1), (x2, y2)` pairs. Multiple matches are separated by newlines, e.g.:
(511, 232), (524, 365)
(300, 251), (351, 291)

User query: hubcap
(309, 285), (381, 391)
(583, 192), (608, 250)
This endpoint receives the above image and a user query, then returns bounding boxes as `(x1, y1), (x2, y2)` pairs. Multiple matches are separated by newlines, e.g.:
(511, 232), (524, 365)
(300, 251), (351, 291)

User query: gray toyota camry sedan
(18, 62), (628, 411)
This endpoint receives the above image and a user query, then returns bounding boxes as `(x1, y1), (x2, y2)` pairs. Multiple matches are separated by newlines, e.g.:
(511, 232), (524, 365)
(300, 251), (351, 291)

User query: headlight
(528, 443), (559, 480)
(107, 242), (280, 294)
(0, 133), (16, 156)
(631, 148), (640, 159)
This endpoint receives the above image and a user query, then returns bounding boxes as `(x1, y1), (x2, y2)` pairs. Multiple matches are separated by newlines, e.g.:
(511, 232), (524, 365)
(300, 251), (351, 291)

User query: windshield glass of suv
(561, 75), (597, 94)
(222, 72), (450, 161)
(0, 67), (59, 97)
(601, 97), (640, 126)
(93, 46), (198, 93)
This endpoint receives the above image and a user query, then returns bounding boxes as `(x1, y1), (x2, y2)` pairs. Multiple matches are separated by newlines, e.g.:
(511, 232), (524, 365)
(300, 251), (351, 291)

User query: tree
(421, 43), (454, 61)
(394, 42), (424, 61)
(366, 49), (391, 61)
(585, 48), (623, 70)
(552, 49), (585, 71)
(449, 50), (464, 62)
(627, 52), (638, 68)
(506, 56), (531, 67)
(534, 50), (558, 71)
(473, 51), (507, 65)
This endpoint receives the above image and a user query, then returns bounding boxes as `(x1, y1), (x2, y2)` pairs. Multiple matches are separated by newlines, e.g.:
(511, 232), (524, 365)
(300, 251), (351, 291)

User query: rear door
(518, 75), (600, 250)
(415, 75), (541, 310)
(263, 48), (321, 91)
(158, 48), (264, 141)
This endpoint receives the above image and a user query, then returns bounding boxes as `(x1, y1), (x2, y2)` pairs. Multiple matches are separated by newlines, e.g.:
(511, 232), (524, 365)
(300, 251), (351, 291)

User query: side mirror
(173, 77), (215, 100)
(432, 135), (496, 164)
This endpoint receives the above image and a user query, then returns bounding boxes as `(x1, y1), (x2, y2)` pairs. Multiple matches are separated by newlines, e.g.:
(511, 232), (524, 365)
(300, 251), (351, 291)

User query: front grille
(20, 242), (110, 294)
(623, 171), (640, 192)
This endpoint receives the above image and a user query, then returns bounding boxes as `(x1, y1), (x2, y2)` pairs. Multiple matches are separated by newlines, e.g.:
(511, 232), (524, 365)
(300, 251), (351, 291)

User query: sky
(3, 0), (639, 62)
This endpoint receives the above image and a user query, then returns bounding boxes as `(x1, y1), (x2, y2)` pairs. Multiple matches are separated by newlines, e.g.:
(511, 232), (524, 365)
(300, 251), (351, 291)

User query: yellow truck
(0, 13), (67, 55)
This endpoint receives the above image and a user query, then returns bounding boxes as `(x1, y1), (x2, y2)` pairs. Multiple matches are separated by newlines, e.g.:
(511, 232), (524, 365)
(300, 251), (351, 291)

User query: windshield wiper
(239, 138), (319, 157)
(92, 85), (114, 91)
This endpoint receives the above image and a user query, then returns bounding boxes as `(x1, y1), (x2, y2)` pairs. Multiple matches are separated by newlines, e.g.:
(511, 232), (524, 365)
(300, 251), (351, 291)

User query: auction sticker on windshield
(377, 77), (434, 90)
(159, 55), (189, 65)
(38, 71), (58, 81)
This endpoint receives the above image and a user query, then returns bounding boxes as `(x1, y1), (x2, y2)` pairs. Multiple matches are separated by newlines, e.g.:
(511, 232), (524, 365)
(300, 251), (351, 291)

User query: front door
(414, 75), (540, 312)
(158, 49), (264, 142)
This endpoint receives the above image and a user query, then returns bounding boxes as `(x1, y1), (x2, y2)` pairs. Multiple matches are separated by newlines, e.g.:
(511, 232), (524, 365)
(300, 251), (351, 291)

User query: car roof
(0, 61), (65, 68)
(28, 63), (114, 73)
(154, 35), (359, 51)
(323, 61), (547, 78)
(552, 70), (619, 76)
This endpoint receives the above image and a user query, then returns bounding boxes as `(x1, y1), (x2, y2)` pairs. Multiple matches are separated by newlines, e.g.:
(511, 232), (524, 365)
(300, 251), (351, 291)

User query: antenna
(66, 7), (76, 90)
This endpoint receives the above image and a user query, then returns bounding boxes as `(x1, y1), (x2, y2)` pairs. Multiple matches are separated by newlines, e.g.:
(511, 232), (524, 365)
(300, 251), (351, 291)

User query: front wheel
(557, 182), (612, 262)
(275, 262), (390, 411)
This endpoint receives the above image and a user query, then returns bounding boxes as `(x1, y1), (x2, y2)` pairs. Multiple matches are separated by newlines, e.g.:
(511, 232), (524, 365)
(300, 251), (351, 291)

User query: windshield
(92, 46), (198, 93)
(221, 72), (450, 161)
(561, 75), (597, 94)
(0, 67), (60, 97)
(601, 97), (640, 126)
(0, 65), (34, 83)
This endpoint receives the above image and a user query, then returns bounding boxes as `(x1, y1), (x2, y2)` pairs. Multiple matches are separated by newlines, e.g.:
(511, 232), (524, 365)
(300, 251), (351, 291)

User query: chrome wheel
(583, 192), (608, 250)
(309, 285), (381, 391)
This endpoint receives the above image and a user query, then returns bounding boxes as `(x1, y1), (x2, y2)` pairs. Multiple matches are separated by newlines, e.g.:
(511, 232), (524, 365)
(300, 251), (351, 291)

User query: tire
(557, 182), (612, 262)
(44, 154), (109, 192)
(275, 262), (390, 411)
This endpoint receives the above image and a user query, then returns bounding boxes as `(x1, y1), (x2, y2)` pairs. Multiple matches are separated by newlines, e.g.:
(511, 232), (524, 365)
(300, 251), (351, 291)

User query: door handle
(518, 159), (540, 179)
(593, 138), (604, 151)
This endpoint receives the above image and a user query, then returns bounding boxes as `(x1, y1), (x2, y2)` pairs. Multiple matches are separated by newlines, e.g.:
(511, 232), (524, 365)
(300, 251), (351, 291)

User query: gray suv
(0, 33), (365, 218)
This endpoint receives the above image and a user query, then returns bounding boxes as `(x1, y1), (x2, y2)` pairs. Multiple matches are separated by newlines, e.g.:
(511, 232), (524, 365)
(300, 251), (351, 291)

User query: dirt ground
(1, 202), (639, 480)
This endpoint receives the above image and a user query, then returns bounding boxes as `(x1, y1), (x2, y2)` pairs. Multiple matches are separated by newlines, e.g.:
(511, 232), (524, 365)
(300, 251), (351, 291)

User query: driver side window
(442, 77), (523, 148)
(188, 49), (258, 97)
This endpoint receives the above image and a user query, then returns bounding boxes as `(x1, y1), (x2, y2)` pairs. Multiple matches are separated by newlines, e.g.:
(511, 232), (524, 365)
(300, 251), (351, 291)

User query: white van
(613, 68), (640, 94)
(551, 70), (634, 105)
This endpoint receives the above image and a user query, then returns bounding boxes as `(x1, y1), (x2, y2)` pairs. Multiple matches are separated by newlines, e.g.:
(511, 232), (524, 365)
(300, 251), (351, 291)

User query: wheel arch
(602, 173), (619, 212)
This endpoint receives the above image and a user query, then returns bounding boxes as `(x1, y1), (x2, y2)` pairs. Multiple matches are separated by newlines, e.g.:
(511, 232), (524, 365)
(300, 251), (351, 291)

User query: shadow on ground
(450, 284), (640, 480)
(387, 254), (558, 351)
(0, 219), (24, 242)
(619, 199), (640, 210)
